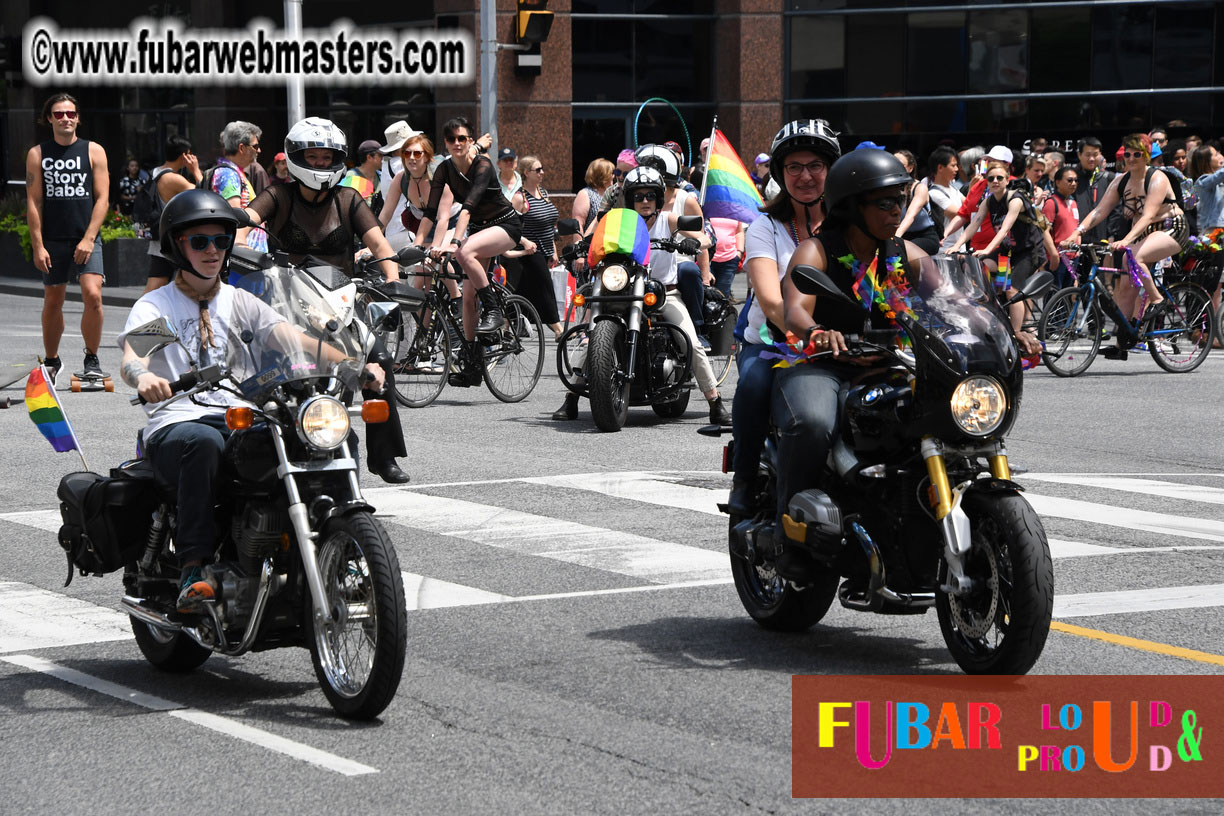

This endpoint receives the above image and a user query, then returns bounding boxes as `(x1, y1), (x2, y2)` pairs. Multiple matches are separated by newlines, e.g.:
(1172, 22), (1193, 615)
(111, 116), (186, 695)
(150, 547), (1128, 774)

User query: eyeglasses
(445, 134), (470, 144)
(531, 166), (545, 173)
(1122, 151), (1144, 159)
(632, 192), (659, 203)
(987, 174), (1008, 182)
(52, 110), (78, 120)
(862, 195), (906, 212)
(179, 234), (235, 252)
(402, 149), (425, 159)
(783, 160), (828, 177)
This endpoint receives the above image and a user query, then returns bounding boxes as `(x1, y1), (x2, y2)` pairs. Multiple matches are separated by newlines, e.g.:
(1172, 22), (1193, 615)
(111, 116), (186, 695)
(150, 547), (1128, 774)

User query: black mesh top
(424, 154), (514, 225)
(249, 183), (378, 274)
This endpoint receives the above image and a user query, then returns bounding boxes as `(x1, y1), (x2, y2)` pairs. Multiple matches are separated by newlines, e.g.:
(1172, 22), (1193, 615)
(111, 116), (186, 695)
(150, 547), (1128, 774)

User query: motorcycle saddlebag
(56, 462), (159, 583)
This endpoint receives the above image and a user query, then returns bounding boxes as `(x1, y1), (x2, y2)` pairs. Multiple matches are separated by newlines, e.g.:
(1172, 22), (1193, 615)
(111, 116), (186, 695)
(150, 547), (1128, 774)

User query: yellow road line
(1051, 621), (1224, 667)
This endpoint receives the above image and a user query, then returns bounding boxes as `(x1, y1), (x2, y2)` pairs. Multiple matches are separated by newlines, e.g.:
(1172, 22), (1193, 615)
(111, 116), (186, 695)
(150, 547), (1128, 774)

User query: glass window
(907, 12), (966, 95)
(846, 15), (903, 99)
(789, 17), (845, 101)
(1151, 92), (1212, 132)
(635, 18), (715, 102)
(1030, 7), (1091, 93)
(967, 10), (1028, 94)
(1153, 4), (1213, 87)
(572, 19), (634, 103)
(1091, 6), (1154, 91)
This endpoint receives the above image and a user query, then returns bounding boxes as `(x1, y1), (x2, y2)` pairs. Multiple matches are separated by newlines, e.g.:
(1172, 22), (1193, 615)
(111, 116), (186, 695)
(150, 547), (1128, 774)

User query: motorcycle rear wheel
(936, 492), (1053, 675)
(587, 320), (630, 431)
(131, 618), (211, 672)
(308, 512), (407, 720)
(728, 516), (838, 632)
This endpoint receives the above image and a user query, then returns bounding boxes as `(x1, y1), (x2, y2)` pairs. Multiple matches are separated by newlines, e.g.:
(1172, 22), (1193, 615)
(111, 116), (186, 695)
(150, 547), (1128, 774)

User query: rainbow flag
(588, 208), (651, 267)
(699, 128), (763, 224)
(26, 365), (81, 453)
(339, 171), (376, 200)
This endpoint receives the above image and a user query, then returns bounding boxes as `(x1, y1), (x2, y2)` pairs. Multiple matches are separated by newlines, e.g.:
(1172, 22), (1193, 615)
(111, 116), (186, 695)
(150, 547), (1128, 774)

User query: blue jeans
(677, 261), (705, 336)
(710, 257), (738, 298)
(771, 362), (849, 524)
(730, 342), (777, 477)
(145, 414), (231, 566)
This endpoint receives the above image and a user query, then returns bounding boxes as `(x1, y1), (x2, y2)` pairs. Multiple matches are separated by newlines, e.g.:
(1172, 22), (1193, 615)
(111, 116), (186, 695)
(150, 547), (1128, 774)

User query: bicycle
(1038, 243), (1216, 376)
(387, 256), (545, 407)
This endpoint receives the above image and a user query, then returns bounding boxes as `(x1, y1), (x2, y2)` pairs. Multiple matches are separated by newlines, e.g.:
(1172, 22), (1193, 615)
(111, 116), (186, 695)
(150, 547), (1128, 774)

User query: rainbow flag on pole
(26, 365), (83, 455)
(699, 127), (763, 224)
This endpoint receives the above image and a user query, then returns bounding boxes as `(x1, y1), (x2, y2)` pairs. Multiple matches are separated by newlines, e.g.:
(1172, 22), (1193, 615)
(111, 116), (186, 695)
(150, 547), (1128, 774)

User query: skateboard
(0, 362), (35, 409)
(70, 370), (114, 393)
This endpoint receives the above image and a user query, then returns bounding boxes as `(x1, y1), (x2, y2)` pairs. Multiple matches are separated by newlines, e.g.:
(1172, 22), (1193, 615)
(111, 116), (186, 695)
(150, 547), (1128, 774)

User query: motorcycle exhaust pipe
(840, 523), (936, 611)
(122, 596), (183, 633)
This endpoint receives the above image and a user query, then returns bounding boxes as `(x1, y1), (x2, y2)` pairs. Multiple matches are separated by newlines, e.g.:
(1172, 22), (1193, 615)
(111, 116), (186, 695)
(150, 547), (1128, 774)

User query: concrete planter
(101, 237), (150, 286)
(0, 232), (39, 279)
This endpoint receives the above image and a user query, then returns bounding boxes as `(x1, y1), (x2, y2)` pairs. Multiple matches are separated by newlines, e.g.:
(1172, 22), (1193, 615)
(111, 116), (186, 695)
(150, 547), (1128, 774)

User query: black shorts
(41, 237), (104, 286)
(470, 210), (523, 246)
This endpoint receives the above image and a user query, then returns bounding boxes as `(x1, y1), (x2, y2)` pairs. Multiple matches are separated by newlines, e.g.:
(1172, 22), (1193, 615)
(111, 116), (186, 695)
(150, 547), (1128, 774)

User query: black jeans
(145, 414), (231, 566)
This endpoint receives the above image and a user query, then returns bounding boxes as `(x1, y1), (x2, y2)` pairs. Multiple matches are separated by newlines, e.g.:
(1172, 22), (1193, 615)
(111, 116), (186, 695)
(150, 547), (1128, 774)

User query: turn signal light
(226, 407), (253, 430)
(643, 292), (658, 307)
(572, 293), (586, 307)
(362, 400), (390, 423)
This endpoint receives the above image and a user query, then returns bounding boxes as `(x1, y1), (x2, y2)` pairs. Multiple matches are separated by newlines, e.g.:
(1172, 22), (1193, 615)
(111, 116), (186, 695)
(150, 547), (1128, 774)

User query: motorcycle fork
(622, 277), (647, 383)
(921, 437), (974, 595)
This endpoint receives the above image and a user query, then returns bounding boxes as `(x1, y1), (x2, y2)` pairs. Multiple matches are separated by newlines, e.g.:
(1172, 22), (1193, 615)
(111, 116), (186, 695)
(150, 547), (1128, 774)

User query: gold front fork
(921, 437), (953, 520)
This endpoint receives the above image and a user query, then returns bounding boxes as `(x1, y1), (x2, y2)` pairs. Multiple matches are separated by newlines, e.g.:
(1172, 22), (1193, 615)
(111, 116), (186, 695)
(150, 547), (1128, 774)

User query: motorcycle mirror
(232, 208), (255, 228)
(791, 265), (856, 306)
(1004, 270), (1054, 306)
(124, 317), (181, 358)
(556, 218), (581, 236)
(364, 302), (400, 333)
(676, 215), (703, 232)
(397, 246), (427, 266)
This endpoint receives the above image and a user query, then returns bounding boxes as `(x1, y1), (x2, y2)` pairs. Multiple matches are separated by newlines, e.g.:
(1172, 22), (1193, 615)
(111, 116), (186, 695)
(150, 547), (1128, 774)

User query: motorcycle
(702, 254), (1055, 674)
(557, 209), (705, 432)
(55, 259), (409, 719)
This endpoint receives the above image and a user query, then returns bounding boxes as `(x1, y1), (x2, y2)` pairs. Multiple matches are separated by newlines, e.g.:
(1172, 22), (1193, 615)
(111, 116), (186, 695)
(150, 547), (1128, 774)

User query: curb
(0, 280), (140, 308)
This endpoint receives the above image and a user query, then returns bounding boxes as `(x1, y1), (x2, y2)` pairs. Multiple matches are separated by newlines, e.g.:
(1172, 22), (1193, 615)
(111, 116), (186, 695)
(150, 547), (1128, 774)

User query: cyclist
(727, 118), (841, 515)
(244, 117), (410, 484)
(1063, 133), (1182, 359)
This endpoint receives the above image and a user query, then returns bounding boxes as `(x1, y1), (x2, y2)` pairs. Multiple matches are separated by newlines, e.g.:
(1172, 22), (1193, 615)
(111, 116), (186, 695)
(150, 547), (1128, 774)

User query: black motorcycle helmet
(621, 166), (666, 210)
(822, 148), (912, 240)
(769, 119), (842, 198)
(159, 189), (242, 280)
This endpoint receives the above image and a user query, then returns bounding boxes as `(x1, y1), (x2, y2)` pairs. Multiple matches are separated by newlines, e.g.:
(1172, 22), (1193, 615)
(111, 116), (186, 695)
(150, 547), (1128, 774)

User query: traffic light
(516, 0), (554, 46)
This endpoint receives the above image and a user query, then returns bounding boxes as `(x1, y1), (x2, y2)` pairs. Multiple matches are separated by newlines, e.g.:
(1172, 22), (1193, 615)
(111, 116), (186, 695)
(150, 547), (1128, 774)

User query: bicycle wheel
(482, 294), (545, 402)
(707, 335), (738, 387)
(1148, 282), (1215, 373)
(1039, 287), (1101, 377)
(391, 306), (453, 408)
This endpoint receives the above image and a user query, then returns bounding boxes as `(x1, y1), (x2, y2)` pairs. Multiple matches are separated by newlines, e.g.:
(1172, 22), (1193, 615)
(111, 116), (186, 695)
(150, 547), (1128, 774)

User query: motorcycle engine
(649, 327), (684, 386)
(231, 501), (289, 559)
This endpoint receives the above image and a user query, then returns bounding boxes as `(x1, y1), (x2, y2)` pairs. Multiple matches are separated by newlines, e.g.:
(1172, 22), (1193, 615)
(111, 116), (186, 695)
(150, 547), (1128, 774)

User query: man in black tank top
(25, 93), (110, 383)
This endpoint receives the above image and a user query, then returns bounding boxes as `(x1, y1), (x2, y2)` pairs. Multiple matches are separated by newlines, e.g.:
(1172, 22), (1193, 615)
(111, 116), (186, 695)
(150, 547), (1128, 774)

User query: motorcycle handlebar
(129, 369), (199, 406)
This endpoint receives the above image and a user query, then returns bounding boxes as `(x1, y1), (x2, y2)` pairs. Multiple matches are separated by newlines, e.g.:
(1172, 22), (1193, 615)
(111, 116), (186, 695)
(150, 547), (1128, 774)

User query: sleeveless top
(986, 192), (1042, 253)
(647, 211), (679, 286)
(808, 232), (913, 335)
(249, 183), (378, 275)
(579, 187), (602, 232)
(521, 189), (559, 258)
(39, 139), (94, 241)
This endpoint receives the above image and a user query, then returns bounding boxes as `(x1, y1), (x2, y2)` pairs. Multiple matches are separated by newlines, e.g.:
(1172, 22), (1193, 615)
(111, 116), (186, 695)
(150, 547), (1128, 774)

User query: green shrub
(0, 198), (136, 261)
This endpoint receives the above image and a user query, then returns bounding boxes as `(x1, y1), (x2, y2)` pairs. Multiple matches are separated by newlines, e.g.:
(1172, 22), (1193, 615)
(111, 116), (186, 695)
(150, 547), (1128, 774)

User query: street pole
(285, 0), (305, 128)
(481, 0), (498, 152)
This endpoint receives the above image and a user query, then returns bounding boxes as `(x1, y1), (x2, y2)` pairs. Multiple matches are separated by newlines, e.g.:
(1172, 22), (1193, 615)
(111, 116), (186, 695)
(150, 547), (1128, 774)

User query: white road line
(0, 582), (131, 653)
(1049, 539), (1224, 558)
(1054, 584), (1224, 619)
(0, 509), (65, 534)
(0, 654), (378, 776)
(522, 471), (725, 516)
(367, 488), (727, 584)
(1025, 493), (1224, 543)
(1025, 474), (1224, 505)
(401, 571), (511, 610)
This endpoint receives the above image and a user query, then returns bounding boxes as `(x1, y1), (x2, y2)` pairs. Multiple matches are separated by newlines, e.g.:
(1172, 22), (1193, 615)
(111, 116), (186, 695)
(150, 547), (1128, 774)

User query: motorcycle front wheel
(587, 320), (630, 431)
(936, 492), (1053, 675)
(308, 512), (407, 720)
(728, 516), (838, 632)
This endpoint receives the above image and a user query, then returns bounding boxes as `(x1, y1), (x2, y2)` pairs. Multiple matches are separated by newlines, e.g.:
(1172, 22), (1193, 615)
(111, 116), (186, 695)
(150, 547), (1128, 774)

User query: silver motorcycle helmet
(621, 166), (666, 208)
(285, 117), (349, 191)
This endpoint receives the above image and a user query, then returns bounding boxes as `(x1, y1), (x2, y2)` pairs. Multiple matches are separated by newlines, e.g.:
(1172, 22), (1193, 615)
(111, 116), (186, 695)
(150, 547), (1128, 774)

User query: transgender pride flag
(698, 127), (763, 225)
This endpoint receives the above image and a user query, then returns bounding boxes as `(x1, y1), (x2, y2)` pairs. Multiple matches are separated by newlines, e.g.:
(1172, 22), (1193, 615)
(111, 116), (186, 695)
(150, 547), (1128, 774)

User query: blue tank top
(39, 139), (95, 241)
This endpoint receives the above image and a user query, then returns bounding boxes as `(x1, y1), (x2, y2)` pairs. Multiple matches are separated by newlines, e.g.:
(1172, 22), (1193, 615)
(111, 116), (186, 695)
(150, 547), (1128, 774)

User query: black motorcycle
(702, 255), (1055, 674)
(557, 209), (705, 431)
(55, 261), (408, 718)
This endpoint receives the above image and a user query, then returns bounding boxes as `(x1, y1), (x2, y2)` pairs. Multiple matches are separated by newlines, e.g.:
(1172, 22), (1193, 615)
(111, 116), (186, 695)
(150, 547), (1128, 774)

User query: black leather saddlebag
(56, 461), (159, 584)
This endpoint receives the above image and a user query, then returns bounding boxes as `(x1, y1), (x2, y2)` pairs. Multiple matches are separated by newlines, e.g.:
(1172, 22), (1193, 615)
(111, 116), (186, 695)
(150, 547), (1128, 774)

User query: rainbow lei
(839, 253), (917, 322)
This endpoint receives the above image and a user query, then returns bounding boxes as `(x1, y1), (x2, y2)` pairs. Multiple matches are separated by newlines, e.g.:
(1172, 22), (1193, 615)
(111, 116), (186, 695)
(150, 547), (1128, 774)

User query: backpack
(920, 178), (946, 236)
(197, 164), (221, 193)
(1118, 167), (1187, 215)
(132, 168), (170, 236)
(1011, 188), (1051, 233)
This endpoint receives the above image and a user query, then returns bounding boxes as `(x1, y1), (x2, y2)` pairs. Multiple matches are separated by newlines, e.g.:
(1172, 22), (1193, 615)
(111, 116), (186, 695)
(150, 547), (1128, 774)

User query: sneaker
(44, 356), (62, 385)
(83, 351), (102, 377)
(176, 566), (215, 614)
(1101, 345), (1129, 361)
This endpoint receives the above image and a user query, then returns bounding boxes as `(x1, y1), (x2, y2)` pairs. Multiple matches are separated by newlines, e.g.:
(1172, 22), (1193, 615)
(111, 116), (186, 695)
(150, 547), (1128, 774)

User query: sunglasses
(783, 160), (828, 177)
(531, 166), (545, 173)
(445, 134), (470, 144)
(247, 142), (261, 151)
(862, 195), (906, 212)
(987, 174), (1008, 182)
(402, 149), (425, 159)
(1063, 177), (1079, 184)
(1122, 151), (1144, 159)
(612, 169), (623, 179)
(633, 192), (659, 203)
(52, 110), (78, 120)
(179, 234), (234, 251)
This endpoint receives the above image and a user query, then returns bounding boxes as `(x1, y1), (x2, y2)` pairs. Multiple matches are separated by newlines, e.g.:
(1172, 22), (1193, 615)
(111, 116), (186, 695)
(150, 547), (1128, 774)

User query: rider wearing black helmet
(118, 189), (298, 613)
(769, 147), (927, 578)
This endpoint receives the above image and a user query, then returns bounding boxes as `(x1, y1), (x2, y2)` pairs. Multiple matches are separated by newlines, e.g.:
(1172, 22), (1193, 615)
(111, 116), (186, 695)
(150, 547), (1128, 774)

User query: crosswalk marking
(523, 472), (724, 516)
(0, 581), (131, 653)
(1054, 584), (1224, 619)
(1025, 493), (1224, 543)
(1025, 473), (1224, 506)
(366, 487), (727, 584)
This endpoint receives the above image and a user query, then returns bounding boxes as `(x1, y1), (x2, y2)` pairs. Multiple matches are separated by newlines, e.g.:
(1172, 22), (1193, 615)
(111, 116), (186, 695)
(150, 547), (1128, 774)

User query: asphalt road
(1, 289), (1222, 814)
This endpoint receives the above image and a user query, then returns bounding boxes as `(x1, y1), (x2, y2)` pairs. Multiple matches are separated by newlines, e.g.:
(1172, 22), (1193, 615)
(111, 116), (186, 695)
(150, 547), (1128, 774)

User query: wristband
(450, 238), (462, 246)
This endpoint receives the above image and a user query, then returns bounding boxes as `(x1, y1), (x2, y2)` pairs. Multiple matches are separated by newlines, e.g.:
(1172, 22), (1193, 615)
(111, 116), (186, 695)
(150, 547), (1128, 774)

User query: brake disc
(949, 540), (1000, 639)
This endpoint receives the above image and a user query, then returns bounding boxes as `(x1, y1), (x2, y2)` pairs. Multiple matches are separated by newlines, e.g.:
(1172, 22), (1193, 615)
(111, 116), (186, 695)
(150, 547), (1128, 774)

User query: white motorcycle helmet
(634, 144), (682, 186)
(285, 117), (349, 191)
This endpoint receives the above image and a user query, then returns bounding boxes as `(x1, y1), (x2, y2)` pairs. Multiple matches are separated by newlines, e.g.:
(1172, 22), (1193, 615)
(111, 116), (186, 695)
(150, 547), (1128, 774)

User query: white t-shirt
(743, 214), (796, 345)
(118, 283), (286, 439)
(647, 211), (679, 286)
(927, 181), (966, 248)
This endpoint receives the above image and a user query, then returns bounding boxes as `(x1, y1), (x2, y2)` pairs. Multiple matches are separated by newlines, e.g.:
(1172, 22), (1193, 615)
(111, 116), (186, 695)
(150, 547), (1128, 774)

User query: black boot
(727, 478), (753, 516)
(708, 396), (731, 426)
(552, 392), (579, 421)
(370, 459), (410, 484)
(475, 285), (504, 336)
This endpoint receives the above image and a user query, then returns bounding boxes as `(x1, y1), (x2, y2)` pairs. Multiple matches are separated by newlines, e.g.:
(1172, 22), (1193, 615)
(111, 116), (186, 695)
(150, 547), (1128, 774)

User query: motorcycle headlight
(601, 264), (629, 292)
(950, 376), (1007, 437)
(298, 396), (351, 450)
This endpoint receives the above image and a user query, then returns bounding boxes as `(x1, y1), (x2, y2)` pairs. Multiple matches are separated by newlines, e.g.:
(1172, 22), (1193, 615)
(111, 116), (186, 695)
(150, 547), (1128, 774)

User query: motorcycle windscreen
(226, 265), (366, 399)
(902, 255), (1018, 374)
(587, 208), (651, 268)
